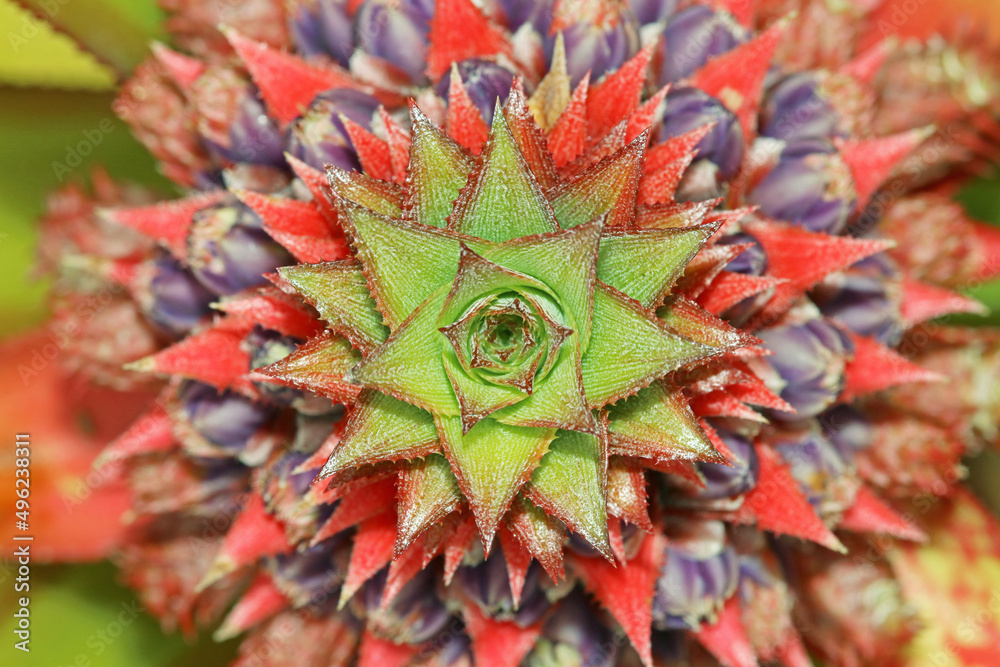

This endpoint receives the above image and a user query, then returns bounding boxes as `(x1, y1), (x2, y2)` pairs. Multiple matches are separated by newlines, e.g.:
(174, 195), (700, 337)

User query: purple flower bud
(758, 318), (853, 419)
(811, 253), (903, 345)
(657, 7), (746, 85)
(179, 381), (277, 453)
(772, 428), (853, 510)
(425, 633), (472, 667)
(140, 251), (215, 338)
(265, 448), (318, 497)
(270, 539), (345, 607)
(217, 89), (286, 166)
(652, 521), (739, 630)
(287, 89), (383, 172)
(497, 0), (554, 33)
(361, 566), (453, 644)
(456, 548), (550, 626)
(355, 0), (433, 84)
(820, 405), (873, 460)
(760, 72), (842, 143)
(694, 428), (759, 500)
(188, 200), (293, 295)
(747, 139), (857, 234)
(527, 589), (618, 667)
(557, 9), (640, 85)
(247, 326), (304, 404)
(435, 59), (518, 125)
(290, 0), (354, 66)
(629, 0), (678, 25)
(660, 86), (744, 180)
(719, 232), (767, 276)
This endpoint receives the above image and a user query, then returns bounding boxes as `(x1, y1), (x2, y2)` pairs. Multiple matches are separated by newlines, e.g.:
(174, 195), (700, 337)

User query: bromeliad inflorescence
(28, 1), (1000, 666)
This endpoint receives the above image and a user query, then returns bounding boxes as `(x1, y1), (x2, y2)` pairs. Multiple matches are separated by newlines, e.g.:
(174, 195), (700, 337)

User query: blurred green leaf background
(1, 0), (1000, 665)
(0, 1), (237, 664)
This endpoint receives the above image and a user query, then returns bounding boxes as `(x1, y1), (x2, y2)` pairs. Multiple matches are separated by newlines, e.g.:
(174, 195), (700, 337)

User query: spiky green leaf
(406, 106), (474, 228)
(525, 429), (611, 559)
(448, 103), (559, 241)
(320, 389), (440, 479)
(436, 415), (555, 550)
(280, 261), (388, 353)
(582, 284), (716, 408)
(596, 225), (714, 308)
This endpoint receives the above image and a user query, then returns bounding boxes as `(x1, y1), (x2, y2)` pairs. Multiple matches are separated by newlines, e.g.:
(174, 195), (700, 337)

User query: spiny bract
(31, 0), (1000, 666)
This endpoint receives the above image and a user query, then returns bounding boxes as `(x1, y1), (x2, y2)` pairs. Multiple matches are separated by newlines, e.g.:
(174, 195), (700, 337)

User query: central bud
(435, 246), (577, 432)
(442, 288), (572, 399)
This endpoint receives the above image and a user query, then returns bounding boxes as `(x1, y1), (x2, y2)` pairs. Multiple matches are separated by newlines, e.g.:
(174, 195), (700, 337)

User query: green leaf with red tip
(280, 261), (388, 354)
(597, 224), (716, 308)
(319, 390), (440, 479)
(581, 284), (716, 408)
(256, 332), (361, 403)
(349, 287), (459, 415)
(406, 105), (475, 228)
(507, 495), (566, 583)
(436, 415), (556, 550)
(549, 132), (645, 229)
(491, 341), (597, 434)
(448, 105), (560, 241)
(657, 296), (758, 353)
(395, 454), (463, 556)
(635, 199), (718, 229)
(479, 217), (603, 351)
(607, 380), (726, 464)
(339, 202), (466, 328)
(325, 165), (403, 217)
(525, 428), (611, 560)
(504, 82), (558, 190)
(606, 458), (652, 532)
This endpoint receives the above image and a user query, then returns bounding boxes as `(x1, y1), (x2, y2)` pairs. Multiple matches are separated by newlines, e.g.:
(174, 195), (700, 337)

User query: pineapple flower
(23, 0), (1000, 666)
